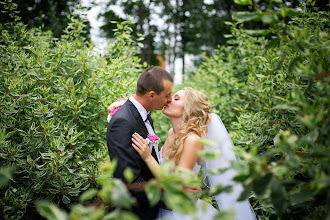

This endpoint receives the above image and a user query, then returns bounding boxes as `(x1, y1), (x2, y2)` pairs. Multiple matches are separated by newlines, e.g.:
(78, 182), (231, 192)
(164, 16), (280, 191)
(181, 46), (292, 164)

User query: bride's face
(162, 90), (185, 118)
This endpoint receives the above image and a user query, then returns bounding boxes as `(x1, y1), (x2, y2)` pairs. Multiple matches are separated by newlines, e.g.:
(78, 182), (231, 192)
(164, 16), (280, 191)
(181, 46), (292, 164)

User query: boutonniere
(146, 134), (160, 145)
(107, 98), (127, 122)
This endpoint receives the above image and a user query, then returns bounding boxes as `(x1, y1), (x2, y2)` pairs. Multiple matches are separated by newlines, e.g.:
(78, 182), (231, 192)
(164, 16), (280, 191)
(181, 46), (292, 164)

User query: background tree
(0, 0), (90, 38)
(99, 0), (160, 67)
(100, 0), (236, 77)
(98, 0), (322, 79)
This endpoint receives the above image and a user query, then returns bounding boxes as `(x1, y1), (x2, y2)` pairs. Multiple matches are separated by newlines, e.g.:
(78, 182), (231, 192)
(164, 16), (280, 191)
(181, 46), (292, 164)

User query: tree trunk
(182, 52), (185, 82)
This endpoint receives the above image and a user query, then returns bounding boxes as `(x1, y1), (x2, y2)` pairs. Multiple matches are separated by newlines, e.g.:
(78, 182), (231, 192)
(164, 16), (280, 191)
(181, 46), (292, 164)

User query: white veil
(202, 113), (256, 220)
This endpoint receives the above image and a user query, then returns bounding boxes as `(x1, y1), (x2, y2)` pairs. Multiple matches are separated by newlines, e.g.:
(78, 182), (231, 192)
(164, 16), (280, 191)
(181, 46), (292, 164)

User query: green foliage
(34, 159), (216, 220)
(0, 3), (142, 218)
(184, 3), (329, 219)
(1, 1), (329, 219)
(0, 0), (89, 38)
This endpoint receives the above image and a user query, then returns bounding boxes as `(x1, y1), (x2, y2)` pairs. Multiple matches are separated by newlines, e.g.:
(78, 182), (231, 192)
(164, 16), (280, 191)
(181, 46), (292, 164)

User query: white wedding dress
(157, 148), (219, 220)
(157, 113), (257, 220)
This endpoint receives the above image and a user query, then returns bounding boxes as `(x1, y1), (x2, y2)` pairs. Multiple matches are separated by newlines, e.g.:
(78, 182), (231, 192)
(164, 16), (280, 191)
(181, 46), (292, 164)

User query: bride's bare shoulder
(184, 133), (203, 150)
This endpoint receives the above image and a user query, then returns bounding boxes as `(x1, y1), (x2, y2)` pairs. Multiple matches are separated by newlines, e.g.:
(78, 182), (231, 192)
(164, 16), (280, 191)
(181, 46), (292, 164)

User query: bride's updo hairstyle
(164, 87), (212, 165)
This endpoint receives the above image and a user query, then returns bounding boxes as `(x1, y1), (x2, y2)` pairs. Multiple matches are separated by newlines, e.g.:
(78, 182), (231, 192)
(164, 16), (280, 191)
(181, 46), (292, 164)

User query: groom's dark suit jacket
(106, 99), (160, 219)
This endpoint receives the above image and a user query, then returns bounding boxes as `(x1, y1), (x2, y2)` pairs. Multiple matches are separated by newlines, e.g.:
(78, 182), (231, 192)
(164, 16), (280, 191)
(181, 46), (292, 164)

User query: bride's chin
(162, 109), (169, 116)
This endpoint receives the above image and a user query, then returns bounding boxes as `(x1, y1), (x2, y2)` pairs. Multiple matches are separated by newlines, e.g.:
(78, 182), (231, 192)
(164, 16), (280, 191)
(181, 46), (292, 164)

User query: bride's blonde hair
(164, 87), (212, 165)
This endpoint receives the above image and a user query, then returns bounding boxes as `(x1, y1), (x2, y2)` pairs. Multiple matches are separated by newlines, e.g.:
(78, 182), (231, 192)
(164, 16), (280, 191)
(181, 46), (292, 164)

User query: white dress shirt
(129, 95), (160, 162)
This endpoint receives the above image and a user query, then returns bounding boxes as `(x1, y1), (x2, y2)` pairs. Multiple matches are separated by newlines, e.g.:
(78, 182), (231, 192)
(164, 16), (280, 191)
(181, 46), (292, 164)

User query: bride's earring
(182, 115), (186, 123)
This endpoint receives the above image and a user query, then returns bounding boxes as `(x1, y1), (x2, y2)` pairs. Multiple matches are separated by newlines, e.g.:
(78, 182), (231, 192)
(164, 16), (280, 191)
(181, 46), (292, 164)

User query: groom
(106, 66), (173, 219)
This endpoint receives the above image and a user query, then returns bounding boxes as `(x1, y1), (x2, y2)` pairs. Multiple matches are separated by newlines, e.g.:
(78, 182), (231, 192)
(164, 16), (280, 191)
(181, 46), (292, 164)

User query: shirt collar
(129, 95), (149, 122)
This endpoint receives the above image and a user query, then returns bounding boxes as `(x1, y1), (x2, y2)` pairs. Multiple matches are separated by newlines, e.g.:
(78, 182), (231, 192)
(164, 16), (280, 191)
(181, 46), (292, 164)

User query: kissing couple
(106, 66), (256, 220)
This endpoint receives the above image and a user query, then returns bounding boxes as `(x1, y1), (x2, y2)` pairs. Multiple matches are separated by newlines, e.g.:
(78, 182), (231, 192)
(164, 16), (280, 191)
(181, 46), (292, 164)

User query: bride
(132, 87), (256, 220)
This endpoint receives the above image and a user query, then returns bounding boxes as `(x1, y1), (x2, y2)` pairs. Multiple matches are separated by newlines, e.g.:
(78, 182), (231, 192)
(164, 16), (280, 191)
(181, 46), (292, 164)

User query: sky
(81, 0), (109, 54)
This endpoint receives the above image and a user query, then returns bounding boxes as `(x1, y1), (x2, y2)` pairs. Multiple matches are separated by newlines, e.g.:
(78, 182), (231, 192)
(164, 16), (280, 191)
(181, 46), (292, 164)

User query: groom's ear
(148, 91), (156, 99)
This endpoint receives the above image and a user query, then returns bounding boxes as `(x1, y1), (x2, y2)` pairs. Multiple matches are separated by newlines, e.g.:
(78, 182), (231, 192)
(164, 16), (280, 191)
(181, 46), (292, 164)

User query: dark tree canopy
(0, 0), (90, 38)
(98, 0), (314, 76)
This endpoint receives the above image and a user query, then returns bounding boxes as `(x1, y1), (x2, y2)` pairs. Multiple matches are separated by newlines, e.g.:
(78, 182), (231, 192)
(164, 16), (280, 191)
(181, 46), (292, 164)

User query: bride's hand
(132, 133), (152, 161)
(184, 186), (202, 202)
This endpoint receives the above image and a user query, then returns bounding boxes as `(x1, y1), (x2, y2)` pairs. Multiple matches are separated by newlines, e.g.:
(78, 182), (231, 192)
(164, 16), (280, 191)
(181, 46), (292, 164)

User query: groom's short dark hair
(136, 66), (173, 95)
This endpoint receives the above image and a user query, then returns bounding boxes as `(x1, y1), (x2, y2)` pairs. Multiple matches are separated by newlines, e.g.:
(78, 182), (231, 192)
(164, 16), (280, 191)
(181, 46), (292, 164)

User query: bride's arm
(132, 132), (203, 178)
(132, 133), (161, 179)
(177, 134), (203, 196)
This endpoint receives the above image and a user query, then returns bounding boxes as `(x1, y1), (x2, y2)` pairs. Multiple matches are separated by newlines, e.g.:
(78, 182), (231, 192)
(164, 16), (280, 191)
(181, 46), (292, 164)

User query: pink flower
(109, 106), (120, 116)
(147, 134), (159, 141)
(146, 134), (160, 145)
(107, 98), (127, 122)
(117, 98), (127, 102)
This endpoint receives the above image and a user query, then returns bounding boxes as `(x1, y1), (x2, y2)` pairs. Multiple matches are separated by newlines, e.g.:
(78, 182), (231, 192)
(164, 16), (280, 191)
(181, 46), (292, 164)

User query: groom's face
(151, 79), (173, 110)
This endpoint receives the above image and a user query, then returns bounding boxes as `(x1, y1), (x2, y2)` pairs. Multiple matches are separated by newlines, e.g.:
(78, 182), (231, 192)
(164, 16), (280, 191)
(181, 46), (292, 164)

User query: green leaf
(198, 150), (221, 160)
(245, 29), (271, 36)
(233, 0), (253, 5)
(48, 189), (60, 194)
(209, 185), (232, 196)
(288, 57), (301, 73)
(224, 34), (233, 38)
(292, 87), (307, 106)
(293, 41), (307, 54)
(224, 21), (233, 26)
(291, 190), (315, 205)
(27, 155), (33, 163)
(255, 74), (266, 78)
(286, 8), (301, 17)
(265, 38), (280, 49)
(232, 11), (259, 22)
(35, 201), (68, 220)
(281, 7), (300, 18)
(0, 166), (15, 188)
(273, 96), (290, 103)
(111, 180), (136, 209)
(207, 167), (229, 175)
(79, 189), (98, 203)
(62, 195), (70, 204)
(233, 173), (251, 182)
(281, 7), (287, 18)
(124, 167), (133, 183)
(5, 130), (16, 138)
(198, 138), (216, 147)
(145, 181), (161, 207)
(271, 179), (287, 214)
(237, 185), (253, 201)
(163, 183), (195, 214)
(273, 104), (300, 111)
(213, 211), (235, 220)
(286, 151), (300, 168)
(56, 136), (65, 152)
(324, 40), (330, 49)
(253, 173), (273, 196)
(262, 14), (279, 24)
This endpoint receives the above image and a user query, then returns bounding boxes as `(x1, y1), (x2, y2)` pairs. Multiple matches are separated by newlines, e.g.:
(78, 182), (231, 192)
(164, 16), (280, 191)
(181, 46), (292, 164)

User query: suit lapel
(126, 100), (159, 163)
(126, 100), (149, 138)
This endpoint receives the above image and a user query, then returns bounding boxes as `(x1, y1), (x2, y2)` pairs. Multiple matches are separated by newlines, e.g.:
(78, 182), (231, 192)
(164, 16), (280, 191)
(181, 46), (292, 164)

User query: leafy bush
(1, 1), (329, 220)
(185, 3), (329, 219)
(0, 3), (141, 219)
